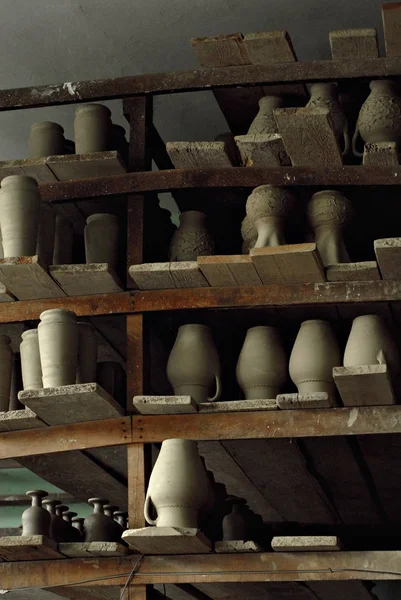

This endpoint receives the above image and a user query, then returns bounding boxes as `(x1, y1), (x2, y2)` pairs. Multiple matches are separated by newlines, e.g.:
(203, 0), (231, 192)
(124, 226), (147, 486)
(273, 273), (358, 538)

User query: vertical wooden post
(126, 583), (148, 599)
(127, 442), (147, 529)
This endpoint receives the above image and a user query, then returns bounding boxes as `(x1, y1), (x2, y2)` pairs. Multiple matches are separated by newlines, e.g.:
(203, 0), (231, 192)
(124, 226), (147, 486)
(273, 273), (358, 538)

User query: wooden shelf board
(0, 158), (57, 183)
(47, 151), (126, 181)
(198, 399), (277, 413)
(214, 540), (264, 553)
(122, 527), (212, 555)
(326, 261), (381, 282)
(59, 542), (128, 558)
(0, 535), (63, 561)
(49, 264), (124, 296)
(333, 364), (396, 406)
(0, 282), (15, 303)
(271, 536), (342, 552)
(0, 255), (65, 300)
(276, 393), (333, 410)
(0, 408), (44, 432)
(132, 396), (277, 414)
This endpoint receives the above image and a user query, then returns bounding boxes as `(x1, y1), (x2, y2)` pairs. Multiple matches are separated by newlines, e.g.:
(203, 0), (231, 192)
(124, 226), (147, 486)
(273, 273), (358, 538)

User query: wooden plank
(0, 408), (44, 432)
(271, 536), (342, 552)
(214, 541), (263, 554)
(250, 243), (325, 284)
(49, 264), (124, 296)
(133, 395), (197, 415)
(122, 527), (212, 555)
(127, 313), (144, 406)
(234, 134), (290, 167)
(382, 3), (401, 57)
(243, 31), (296, 63)
(0, 535), (63, 561)
(0, 282), (15, 302)
(170, 262), (209, 288)
(363, 141), (399, 165)
(274, 107), (342, 166)
(329, 29), (379, 59)
(166, 142), (234, 169)
(198, 399), (277, 413)
(333, 364), (396, 406)
(326, 261), (380, 282)
(129, 263), (175, 290)
(375, 238), (401, 279)
(276, 393), (332, 409)
(0, 158), (57, 182)
(47, 151), (126, 180)
(59, 542), (128, 558)
(0, 255), (65, 300)
(198, 255), (262, 286)
(127, 443), (146, 529)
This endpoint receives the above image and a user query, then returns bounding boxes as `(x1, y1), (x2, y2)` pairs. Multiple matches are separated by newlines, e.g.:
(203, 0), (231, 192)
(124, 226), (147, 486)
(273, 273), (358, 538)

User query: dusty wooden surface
(250, 243), (325, 284)
(326, 262), (380, 282)
(59, 542), (128, 558)
(127, 443), (147, 529)
(235, 134), (290, 167)
(122, 527), (212, 554)
(214, 540), (263, 553)
(0, 408), (44, 432)
(276, 393), (332, 409)
(0, 256), (65, 300)
(375, 238), (401, 279)
(0, 535), (63, 561)
(363, 141), (399, 166)
(49, 264), (124, 296)
(271, 536), (342, 552)
(382, 3), (401, 57)
(329, 29), (379, 59)
(333, 364), (396, 406)
(47, 151), (126, 180)
(198, 399), (277, 413)
(133, 396), (197, 415)
(167, 141), (234, 168)
(170, 262), (209, 288)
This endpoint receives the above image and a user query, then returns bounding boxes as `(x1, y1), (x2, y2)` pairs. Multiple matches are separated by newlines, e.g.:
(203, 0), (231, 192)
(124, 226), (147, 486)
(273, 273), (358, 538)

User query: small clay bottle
(84, 213), (120, 270)
(84, 498), (116, 542)
(55, 504), (72, 542)
(247, 96), (284, 135)
(28, 122), (65, 158)
(20, 329), (43, 390)
(113, 511), (128, 530)
(306, 83), (349, 154)
(53, 215), (73, 265)
(104, 504), (124, 541)
(74, 104), (112, 154)
(42, 499), (65, 542)
(22, 490), (51, 537)
(72, 517), (85, 540)
(246, 185), (294, 248)
(0, 335), (13, 412)
(77, 321), (97, 384)
(110, 124), (128, 162)
(96, 361), (125, 404)
(62, 511), (81, 542)
(222, 497), (249, 541)
(169, 211), (215, 261)
(38, 309), (78, 387)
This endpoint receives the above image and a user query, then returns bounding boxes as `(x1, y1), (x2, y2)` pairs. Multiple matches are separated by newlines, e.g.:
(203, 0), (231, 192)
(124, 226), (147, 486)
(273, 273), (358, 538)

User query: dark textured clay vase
(62, 510), (81, 542)
(104, 504), (124, 541)
(84, 498), (116, 542)
(222, 497), (249, 541)
(42, 499), (65, 542)
(72, 517), (85, 540)
(22, 490), (51, 537)
(169, 211), (214, 261)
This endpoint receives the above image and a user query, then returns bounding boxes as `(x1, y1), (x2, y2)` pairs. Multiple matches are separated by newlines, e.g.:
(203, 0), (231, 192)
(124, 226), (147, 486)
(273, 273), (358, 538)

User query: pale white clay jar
(248, 96), (284, 135)
(36, 204), (56, 266)
(0, 335), (12, 412)
(246, 185), (294, 248)
(53, 215), (73, 265)
(28, 122), (65, 158)
(77, 322), (97, 384)
(84, 214), (120, 270)
(144, 439), (210, 528)
(38, 309), (78, 387)
(236, 326), (287, 399)
(20, 329), (43, 390)
(74, 104), (112, 154)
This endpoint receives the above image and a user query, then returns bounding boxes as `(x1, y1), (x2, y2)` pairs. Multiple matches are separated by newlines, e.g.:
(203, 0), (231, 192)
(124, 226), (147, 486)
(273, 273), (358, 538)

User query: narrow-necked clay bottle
(306, 83), (349, 154)
(38, 309), (78, 387)
(241, 215), (258, 254)
(222, 497), (249, 541)
(247, 96), (284, 135)
(28, 122), (65, 158)
(20, 329), (43, 390)
(84, 498), (116, 542)
(53, 215), (73, 265)
(0, 335), (13, 412)
(72, 517), (85, 540)
(104, 504), (124, 541)
(246, 185), (294, 248)
(113, 510), (128, 530)
(169, 211), (215, 261)
(36, 204), (56, 266)
(9, 353), (23, 411)
(55, 504), (72, 542)
(84, 213), (120, 270)
(22, 490), (50, 537)
(74, 104), (112, 154)
(77, 322), (97, 383)
(62, 510), (81, 542)
(42, 499), (65, 542)
(167, 324), (221, 404)
(0, 175), (41, 257)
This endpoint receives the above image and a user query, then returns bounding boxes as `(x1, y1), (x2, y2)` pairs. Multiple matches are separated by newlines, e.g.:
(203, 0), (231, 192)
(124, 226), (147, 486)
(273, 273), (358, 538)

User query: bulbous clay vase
(0, 335), (12, 412)
(0, 175), (41, 257)
(9, 353), (23, 411)
(241, 215), (258, 254)
(247, 96), (284, 135)
(38, 309), (78, 387)
(28, 122), (65, 158)
(74, 104), (112, 154)
(36, 204), (56, 266)
(113, 510), (128, 530)
(77, 322), (97, 384)
(306, 83), (349, 154)
(84, 498), (116, 542)
(84, 213), (120, 270)
(43, 499), (65, 542)
(20, 329), (43, 390)
(289, 320), (341, 397)
(344, 315), (400, 377)
(22, 490), (50, 537)
(307, 190), (352, 267)
(167, 324), (221, 404)
(236, 326), (287, 399)
(246, 185), (294, 248)
(72, 517), (85, 540)
(222, 497), (249, 541)
(145, 439), (210, 528)
(169, 211), (215, 261)
(352, 80), (401, 156)
(53, 215), (73, 265)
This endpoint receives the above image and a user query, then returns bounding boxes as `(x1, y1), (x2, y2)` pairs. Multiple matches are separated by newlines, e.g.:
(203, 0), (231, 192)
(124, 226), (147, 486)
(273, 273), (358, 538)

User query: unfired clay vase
(169, 211), (215, 261)
(222, 497), (249, 541)
(241, 215), (258, 254)
(53, 215), (73, 265)
(352, 80), (401, 156)
(28, 122), (65, 158)
(77, 322), (97, 383)
(43, 499), (65, 542)
(289, 320), (341, 397)
(344, 315), (400, 377)
(20, 329), (43, 390)
(72, 517), (85, 540)
(247, 96), (283, 135)
(145, 439), (210, 528)
(246, 185), (294, 248)
(22, 490), (50, 537)
(38, 309), (78, 387)
(306, 83), (350, 154)
(236, 326), (287, 399)
(307, 190), (352, 267)
(0, 335), (12, 412)
(74, 104), (112, 154)
(84, 213), (120, 270)
(167, 324), (221, 404)
(36, 204), (56, 266)
(0, 175), (41, 257)
(84, 498), (116, 542)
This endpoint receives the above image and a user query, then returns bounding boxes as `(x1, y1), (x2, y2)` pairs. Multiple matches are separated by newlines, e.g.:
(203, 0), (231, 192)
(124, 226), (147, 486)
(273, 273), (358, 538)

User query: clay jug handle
(352, 124), (363, 158)
(342, 122), (351, 156)
(144, 494), (157, 526)
(207, 374), (222, 402)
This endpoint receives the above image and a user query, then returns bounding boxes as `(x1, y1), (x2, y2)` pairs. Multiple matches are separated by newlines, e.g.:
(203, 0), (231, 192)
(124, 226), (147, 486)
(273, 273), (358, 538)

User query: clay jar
(84, 498), (116, 542)
(104, 504), (124, 541)
(72, 517), (85, 540)
(0, 335), (12, 412)
(77, 322), (97, 383)
(246, 185), (294, 248)
(145, 439), (210, 528)
(352, 80), (401, 156)
(62, 511), (81, 542)
(36, 204), (56, 266)
(289, 320), (341, 397)
(38, 309), (78, 387)
(84, 213), (120, 270)
(306, 83), (349, 154)
(22, 490), (50, 537)
(9, 353), (23, 411)
(53, 215), (73, 265)
(167, 324), (221, 404)
(236, 326), (287, 399)
(222, 497), (249, 541)
(20, 329), (43, 390)
(241, 215), (257, 253)
(169, 211), (214, 261)
(28, 122), (65, 158)
(0, 175), (41, 257)
(55, 504), (72, 542)
(247, 96), (283, 135)
(74, 104), (112, 154)
(307, 190), (352, 267)
(42, 499), (65, 542)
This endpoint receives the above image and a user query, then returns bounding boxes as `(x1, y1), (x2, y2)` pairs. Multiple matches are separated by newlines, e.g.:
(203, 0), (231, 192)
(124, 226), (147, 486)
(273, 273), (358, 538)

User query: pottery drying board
(49, 263), (124, 296)
(0, 535), (64, 561)
(59, 541), (129, 558)
(0, 256), (65, 300)
(333, 364), (396, 406)
(122, 527), (212, 554)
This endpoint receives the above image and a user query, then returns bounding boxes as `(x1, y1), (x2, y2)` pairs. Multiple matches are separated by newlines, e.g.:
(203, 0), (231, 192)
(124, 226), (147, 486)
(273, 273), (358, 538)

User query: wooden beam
(127, 443), (147, 529)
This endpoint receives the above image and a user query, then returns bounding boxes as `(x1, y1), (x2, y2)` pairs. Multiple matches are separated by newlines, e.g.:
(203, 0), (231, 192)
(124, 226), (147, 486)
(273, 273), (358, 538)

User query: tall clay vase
(21, 490), (50, 536)
(28, 122), (65, 158)
(167, 324), (222, 404)
(247, 96), (284, 135)
(43, 499), (65, 542)
(246, 185), (294, 248)
(84, 214), (120, 270)
(77, 322), (97, 383)
(222, 497), (249, 541)
(289, 320), (341, 397)
(0, 335), (12, 412)
(53, 215), (73, 265)
(84, 498), (116, 542)
(74, 104), (112, 154)
(169, 211), (215, 261)
(36, 204), (56, 266)
(307, 190), (352, 267)
(145, 439), (210, 528)
(352, 80), (401, 157)
(0, 175), (41, 257)
(38, 309), (78, 387)
(241, 215), (257, 254)
(20, 329), (43, 390)
(236, 326), (287, 399)
(306, 83), (350, 154)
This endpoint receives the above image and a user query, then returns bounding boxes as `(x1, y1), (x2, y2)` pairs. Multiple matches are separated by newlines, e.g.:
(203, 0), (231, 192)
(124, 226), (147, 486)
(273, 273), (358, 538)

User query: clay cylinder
(0, 335), (12, 412)
(28, 122), (65, 158)
(236, 326), (287, 399)
(22, 490), (50, 537)
(36, 204), (56, 266)
(20, 329), (43, 390)
(145, 439), (210, 528)
(38, 309), (78, 387)
(0, 175), (41, 257)
(84, 213), (120, 270)
(248, 96), (283, 135)
(222, 497), (249, 541)
(167, 324), (222, 404)
(84, 498), (116, 542)
(77, 322), (97, 383)
(74, 104), (112, 154)
(246, 185), (294, 248)
(169, 211), (214, 261)
(53, 215), (74, 265)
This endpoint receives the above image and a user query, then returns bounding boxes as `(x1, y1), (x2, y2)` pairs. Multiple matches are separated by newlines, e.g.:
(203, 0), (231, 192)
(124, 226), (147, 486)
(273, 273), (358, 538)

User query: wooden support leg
(128, 443), (147, 530)
(126, 584), (148, 599)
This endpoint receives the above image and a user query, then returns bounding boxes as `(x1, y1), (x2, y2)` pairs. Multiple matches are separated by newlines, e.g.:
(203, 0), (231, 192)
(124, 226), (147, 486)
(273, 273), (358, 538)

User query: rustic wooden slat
(49, 264), (124, 296)
(133, 395), (197, 414)
(271, 536), (342, 552)
(250, 243), (325, 284)
(363, 141), (399, 165)
(167, 142), (234, 168)
(276, 393), (332, 409)
(59, 542), (128, 558)
(198, 399), (277, 413)
(243, 31), (296, 63)
(326, 261), (380, 282)
(0, 158), (57, 182)
(0, 408), (44, 432)
(333, 365), (396, 406)
(129, 263), (175, 290)
(0, 283), (15, 303)
(375, 238), (401, 279)
(214, 541), (263, 554)
(122, 527), (212, 555)
(170, 262), (209, 288)
(197, 255), (262, 286)
(46, 151), (126, 180)
(0, 535), (63, 561)
(127, 443), (146, 529)
(329, 29), (379, 59)
(0, 255), (65, 300)
(382, 3), (401, 57)
(234, 134), (290, 167)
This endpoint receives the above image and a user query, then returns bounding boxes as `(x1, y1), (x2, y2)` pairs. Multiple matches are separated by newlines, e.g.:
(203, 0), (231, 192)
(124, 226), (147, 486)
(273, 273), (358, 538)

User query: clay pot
(167, 324), (221, 404)
(84, 213), (120, 270)
(344, 315), (400, 377)
(145, 439), (210, 528)
(96, 361), (125, 404)
(0, 175), (41, 257)
(222, 497), (249, 541)
(20, 329), (43, 390)
(9, 353), (23, 411)
(306, 83), (349, 154)
(74, 104), (112, 154)
(36, 204), (56, 266)
(53, 215), (73, 265)
(113, 511), (128, 530)
(62, 511), (81, 542)
(352, 80), (401, 156)
(77, 322), (97, 384)
(28, 122), (65, 158)
(0, 335), (12, 412)
(241, 215), (258, 254)
(236, 326), (287, 400)
(289, 320), (341, 397)
(84, 498), (116, 542)
(72, 517), (85, 540)
(22, 490), (50, 537)
(38, 309), (78, 387)
(247, 96), (284, 135)
(104, 504), (124, 541)
(169, 211), (214, 261)
(246, 185), (294, 248)
(42, 499), (65, 542)
(307, 190), (352, 267)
